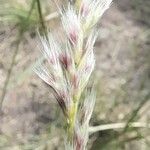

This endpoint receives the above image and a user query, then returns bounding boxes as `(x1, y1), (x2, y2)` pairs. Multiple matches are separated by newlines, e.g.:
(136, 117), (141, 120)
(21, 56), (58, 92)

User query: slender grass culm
(35, 0), (112, 149)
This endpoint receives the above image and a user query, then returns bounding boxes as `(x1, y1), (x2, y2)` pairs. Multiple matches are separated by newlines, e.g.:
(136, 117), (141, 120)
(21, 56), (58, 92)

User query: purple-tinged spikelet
(61, 6), (82, 46)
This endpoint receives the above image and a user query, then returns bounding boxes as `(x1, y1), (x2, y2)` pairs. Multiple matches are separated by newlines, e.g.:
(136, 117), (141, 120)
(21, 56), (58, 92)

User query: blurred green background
(0, 0), (150, 149)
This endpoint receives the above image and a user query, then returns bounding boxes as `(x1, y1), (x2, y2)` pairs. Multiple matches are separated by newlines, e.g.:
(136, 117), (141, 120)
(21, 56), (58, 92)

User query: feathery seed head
(35, 0), (112, 148)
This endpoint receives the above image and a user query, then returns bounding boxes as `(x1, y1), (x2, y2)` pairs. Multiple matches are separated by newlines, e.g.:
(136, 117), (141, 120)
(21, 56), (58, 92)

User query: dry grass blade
(89, 122), (150, 134)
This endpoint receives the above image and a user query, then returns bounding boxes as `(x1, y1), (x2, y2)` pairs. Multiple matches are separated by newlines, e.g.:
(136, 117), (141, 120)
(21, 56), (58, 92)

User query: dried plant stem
(89, 122), (150, 134)
(45, 11), (59, 21)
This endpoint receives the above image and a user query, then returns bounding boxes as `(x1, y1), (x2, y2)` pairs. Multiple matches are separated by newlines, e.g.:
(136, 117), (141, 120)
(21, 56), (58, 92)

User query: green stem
(27, 0), (36, 20)
(123, 93), (150, 132)
(36, 0), (47, 36)
(67, 101), (78, 143)
(0, 32), (23, 111)
(0, 0), (36, 111)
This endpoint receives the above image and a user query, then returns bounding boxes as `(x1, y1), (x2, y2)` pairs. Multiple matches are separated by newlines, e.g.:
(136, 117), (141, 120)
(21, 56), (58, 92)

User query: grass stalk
(89, 122), (150, 134)
(36, 0), (47, 36)
(0, 0), (36, 111)
(67, 101), (78, 142)
(123, 93), (150, 132)
(0, 32), (23, 111)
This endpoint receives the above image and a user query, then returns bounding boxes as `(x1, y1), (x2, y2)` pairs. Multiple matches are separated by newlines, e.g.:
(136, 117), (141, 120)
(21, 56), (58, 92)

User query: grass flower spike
(35, 0), (112, 149)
